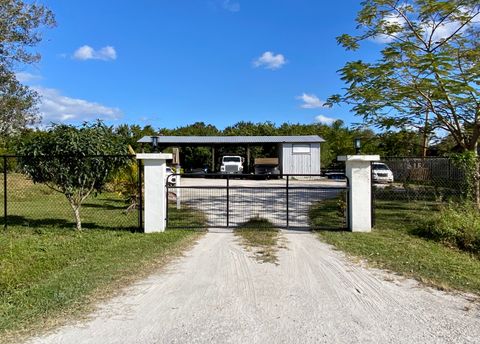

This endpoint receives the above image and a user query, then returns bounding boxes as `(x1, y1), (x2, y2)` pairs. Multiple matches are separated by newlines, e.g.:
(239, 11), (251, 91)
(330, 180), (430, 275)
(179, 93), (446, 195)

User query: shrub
(16, 122), (129, 230)
(417, 203), (480, 254)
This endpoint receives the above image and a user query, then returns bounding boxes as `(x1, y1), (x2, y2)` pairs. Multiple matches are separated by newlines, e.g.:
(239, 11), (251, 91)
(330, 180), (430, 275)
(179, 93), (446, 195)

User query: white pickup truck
(220, 156), (244, 174)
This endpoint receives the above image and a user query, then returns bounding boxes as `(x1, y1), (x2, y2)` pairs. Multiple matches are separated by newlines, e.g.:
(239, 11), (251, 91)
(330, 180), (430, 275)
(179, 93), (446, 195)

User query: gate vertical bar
(226, 175), (230, 227)
(346, 175), (351, 230)
(137, 159), (143, 232)
(165, 178), (169, 229)
(371, 162), (375, 227)
(3, 156), (7, 230)
(286, 175), (289, 229)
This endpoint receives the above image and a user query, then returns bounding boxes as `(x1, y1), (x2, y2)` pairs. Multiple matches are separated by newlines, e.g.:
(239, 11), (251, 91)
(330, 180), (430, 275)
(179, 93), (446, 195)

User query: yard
(310, 198), (480, 294)
(3, 169), (479, 343)
(0, 174), (205, 343)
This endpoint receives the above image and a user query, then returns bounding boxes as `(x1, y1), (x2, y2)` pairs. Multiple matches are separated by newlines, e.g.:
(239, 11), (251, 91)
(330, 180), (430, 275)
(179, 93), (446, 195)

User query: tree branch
(431, 11), (480, 52)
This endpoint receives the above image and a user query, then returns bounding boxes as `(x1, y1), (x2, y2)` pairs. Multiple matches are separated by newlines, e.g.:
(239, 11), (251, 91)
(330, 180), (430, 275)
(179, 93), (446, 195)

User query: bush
(417, 203), (480, 254)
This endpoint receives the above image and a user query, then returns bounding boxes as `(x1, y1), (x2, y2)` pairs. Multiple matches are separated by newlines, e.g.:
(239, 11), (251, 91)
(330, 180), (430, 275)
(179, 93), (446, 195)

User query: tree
(159, 122), (220, 169)
(0, 67), (39, 138)
(330, 0), (480, 154)
(115, 124), (156, 152)
(17, 122), (128, 230)
(0, 0), (55, 142)
(376, 130), (422, 156)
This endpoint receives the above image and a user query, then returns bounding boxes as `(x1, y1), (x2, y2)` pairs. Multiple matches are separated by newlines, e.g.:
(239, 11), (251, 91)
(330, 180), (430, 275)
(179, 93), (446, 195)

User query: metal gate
(165, 174), (349, 230)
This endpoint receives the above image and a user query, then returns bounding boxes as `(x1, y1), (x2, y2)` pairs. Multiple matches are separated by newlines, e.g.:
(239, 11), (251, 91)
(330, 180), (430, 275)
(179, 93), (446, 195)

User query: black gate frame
(165, 173), (349, 230)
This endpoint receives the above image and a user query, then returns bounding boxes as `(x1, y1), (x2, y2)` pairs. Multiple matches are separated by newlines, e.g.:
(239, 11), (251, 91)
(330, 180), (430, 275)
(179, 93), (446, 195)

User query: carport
(137, 135), (325, 175)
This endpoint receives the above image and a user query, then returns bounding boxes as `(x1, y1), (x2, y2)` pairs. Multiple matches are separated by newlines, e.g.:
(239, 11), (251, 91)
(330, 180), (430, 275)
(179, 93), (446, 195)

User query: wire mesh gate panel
(166, 174), (348, 230)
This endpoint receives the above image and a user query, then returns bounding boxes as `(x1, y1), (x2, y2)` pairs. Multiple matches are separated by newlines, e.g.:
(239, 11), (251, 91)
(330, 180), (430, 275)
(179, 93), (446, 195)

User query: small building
(279, 142), (321, 175)
(137, 135), (325, 175)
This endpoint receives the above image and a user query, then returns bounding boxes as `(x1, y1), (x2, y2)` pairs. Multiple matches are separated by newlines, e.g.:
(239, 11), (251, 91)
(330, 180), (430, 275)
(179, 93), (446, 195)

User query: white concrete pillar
(337, 155), (380, 232)
(137, 153), (173, 233)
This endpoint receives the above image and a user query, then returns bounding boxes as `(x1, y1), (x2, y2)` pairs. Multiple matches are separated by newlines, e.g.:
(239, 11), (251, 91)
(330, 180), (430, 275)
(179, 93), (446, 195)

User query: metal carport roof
(137, 135), (325, 146)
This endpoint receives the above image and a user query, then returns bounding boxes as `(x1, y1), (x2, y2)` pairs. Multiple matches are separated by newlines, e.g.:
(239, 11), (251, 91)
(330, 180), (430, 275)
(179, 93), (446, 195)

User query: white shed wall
(281, 143), (321, 175)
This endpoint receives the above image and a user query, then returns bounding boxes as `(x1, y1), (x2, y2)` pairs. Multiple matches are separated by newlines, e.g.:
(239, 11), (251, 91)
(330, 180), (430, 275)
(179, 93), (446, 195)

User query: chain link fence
(1, 154), (469, 232)
(0, 155), (140, 231)
(372, 157), (468, 227)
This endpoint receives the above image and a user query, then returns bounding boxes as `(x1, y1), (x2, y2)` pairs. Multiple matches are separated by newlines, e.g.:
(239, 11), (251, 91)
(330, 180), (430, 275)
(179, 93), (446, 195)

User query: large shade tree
(0, 0), (55, 142)
(0, 67), (39, 139)
(17, 122), (128, 230)
(329, 0), (480, 154)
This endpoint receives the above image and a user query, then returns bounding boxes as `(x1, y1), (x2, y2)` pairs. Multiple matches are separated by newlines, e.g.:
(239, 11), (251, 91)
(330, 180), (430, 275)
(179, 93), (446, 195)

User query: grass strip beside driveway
(0, 227), (203, 343)
(311, 199), (480, 295)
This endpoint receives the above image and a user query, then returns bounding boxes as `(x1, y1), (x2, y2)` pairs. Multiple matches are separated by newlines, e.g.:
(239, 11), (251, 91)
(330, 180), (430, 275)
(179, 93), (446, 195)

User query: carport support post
(211, 146), (215, 172)
(136, 153), (173, 233)
(337, 155), (380, 232)
(246, 145), (250, 173)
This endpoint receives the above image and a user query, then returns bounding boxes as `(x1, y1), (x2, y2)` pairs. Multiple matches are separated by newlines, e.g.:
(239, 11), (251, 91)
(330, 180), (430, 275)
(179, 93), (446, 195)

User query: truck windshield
(373, 164), (390, 171)
(223, 157), (241, 162)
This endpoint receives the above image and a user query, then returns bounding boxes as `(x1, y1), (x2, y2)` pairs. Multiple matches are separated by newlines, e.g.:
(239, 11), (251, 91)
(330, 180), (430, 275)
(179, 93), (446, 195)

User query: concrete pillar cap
(337, 155), (380, 162)
(136, 153), (173, 160)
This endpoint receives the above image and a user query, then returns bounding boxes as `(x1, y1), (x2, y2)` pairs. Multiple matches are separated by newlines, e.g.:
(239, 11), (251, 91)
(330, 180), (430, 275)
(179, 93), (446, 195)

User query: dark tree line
(110, 121), (435, 170)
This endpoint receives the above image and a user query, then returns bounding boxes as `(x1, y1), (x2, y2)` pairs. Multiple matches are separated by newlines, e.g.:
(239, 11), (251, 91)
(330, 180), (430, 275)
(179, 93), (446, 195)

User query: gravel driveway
(29, 231), (480, 344)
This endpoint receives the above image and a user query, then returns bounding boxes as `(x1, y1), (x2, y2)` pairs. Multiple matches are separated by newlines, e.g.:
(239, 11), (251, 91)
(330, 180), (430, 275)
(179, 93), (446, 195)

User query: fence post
(226, 175), (230, 227)
(371, 162), (375, 227)
(286, 175), (289, 229)
(3, 156), (6, 230)
(137, 159), (143, 233)
(166, 178), (169, 229)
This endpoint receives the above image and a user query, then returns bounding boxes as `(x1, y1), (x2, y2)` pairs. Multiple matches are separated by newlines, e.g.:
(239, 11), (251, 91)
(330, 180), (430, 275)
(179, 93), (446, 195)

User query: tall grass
(416, 202), (480, 254)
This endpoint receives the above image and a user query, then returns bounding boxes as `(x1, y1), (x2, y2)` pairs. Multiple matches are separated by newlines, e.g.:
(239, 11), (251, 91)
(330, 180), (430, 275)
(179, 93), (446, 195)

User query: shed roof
(137, 135), (324, 145)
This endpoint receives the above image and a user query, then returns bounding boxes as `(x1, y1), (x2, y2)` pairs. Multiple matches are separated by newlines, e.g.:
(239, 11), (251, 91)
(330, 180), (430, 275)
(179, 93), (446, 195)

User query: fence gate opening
(165, 174), (348, 230)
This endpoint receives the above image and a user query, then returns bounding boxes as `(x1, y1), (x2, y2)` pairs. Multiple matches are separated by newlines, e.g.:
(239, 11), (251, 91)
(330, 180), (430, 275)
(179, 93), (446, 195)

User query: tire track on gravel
(29, 231), (480, 344)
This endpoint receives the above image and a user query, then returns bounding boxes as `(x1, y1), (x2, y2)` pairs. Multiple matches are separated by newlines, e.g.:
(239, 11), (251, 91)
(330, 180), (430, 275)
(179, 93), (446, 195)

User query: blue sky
(17, 0), (383, 130)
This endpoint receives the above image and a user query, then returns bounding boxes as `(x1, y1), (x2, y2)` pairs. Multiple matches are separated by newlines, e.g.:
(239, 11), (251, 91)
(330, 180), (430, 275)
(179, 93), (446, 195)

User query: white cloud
(372, 7), (480, 44)
(253, 51), (286, 70)
(314, 115), (337, 125)
(297, 93), (324, 109)
(15, 72), (42, 83)
(222, 0), (240, 12)
(73, 45), (117, 61)
(34, 87), (122, 123)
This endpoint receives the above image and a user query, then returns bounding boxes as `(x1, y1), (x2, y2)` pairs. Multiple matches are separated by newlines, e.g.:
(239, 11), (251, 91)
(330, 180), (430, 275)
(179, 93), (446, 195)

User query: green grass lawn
(0, 173), (206, 343)
(2, 173), (138, 231)
(308, 193), (347, 230)
(234, 217), (281, 264)
(167, 205), (208, 229)
(311, 199), (480, 295)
